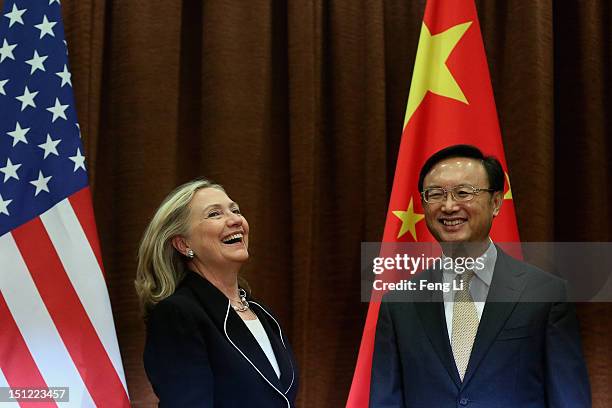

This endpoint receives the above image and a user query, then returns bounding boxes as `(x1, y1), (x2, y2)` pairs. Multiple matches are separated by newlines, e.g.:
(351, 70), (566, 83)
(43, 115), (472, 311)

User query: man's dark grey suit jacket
(370, 247), (591, 408)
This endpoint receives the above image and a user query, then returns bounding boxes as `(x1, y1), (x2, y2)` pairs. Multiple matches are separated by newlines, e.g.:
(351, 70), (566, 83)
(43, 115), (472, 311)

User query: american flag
(0, 1), (129, 406)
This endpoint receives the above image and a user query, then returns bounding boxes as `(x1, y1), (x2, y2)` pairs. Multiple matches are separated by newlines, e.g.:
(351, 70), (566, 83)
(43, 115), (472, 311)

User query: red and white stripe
(0, 187), (129, 407)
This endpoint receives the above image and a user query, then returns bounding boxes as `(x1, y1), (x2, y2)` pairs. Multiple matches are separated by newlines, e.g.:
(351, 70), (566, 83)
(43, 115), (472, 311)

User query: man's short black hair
(418, 144), (505, 193)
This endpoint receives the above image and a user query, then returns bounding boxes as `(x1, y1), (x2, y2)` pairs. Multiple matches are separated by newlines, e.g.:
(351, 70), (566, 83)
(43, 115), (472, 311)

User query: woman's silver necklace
(231, 288), (249, 313)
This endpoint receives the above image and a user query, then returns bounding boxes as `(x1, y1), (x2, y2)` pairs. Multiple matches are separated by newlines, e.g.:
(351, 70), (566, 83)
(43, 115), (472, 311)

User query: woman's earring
(186, 249), (195, 259)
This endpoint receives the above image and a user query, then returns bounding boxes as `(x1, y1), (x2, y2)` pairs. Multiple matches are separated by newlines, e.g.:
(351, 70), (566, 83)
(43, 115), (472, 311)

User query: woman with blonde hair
(136, 179), (298, 407)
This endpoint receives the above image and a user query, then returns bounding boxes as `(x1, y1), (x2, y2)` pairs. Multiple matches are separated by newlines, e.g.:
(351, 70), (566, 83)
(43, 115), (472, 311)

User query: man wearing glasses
(369, 145), (591, 407)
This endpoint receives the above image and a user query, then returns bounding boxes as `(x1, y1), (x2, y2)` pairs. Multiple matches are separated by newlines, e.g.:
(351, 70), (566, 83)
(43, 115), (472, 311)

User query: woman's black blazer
(144, 271), (299, 407)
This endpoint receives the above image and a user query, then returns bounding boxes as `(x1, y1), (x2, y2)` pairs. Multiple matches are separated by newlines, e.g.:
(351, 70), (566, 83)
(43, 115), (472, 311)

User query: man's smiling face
(422, 157), (502, 244)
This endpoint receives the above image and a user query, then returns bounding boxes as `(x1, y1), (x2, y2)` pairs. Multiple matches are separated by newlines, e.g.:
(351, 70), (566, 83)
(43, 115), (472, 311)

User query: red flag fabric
(347, 0), (520, 405)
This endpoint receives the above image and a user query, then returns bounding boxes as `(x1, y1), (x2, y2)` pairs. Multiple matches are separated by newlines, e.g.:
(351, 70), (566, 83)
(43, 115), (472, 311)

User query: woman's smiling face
(185, 187), (249, 266)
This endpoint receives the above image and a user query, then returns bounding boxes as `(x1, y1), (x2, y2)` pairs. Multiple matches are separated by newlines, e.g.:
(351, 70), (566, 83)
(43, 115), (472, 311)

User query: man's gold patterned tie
(451, 270), (478, 381)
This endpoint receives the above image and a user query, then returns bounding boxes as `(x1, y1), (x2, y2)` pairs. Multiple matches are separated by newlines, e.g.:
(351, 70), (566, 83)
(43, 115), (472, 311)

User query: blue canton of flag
(0, 0), (88, 236)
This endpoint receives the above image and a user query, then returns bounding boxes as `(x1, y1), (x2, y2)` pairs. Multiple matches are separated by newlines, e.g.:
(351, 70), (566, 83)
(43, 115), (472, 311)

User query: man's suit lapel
(461, 248), (528, 388)
(414, 268), (462, 389)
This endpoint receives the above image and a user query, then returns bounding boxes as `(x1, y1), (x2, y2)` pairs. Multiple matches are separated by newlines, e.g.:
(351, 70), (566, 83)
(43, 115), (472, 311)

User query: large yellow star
(392, 197), (425, 241)
(404, 21), (472, 127)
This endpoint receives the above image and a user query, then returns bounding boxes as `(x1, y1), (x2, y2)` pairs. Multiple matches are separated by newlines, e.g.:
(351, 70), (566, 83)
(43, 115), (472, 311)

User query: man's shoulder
(498, 248), (562, 280)
(496, 247), (567, 300)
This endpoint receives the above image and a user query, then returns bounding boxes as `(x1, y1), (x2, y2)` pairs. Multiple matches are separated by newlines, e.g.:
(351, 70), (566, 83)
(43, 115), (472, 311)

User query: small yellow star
(392, 197), (425, 241)
(404, 21), (472, 127)
(504, 172), (513, 200)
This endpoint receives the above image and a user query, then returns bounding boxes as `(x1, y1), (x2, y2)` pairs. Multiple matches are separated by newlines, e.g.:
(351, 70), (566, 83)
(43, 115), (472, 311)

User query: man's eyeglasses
(421, 185), (495, 203)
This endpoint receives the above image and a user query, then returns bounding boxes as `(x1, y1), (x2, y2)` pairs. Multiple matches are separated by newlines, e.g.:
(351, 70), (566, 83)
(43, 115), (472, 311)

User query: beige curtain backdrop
(3, 0), (610, 406)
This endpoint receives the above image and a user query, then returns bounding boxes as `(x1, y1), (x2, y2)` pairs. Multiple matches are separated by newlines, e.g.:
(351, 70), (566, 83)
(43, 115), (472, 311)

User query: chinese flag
(346, 0), (520, 406)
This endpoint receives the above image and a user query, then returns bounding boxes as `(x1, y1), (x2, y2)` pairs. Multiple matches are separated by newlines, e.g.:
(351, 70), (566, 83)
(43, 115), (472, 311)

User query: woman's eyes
(207, 208), (241, 218)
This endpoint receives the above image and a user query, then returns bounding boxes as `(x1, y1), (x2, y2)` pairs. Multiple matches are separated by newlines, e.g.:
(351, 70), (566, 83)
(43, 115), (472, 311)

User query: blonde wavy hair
(135, 178), (225, 314)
